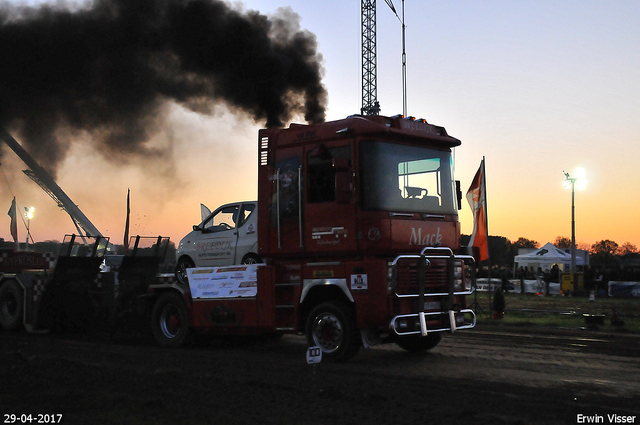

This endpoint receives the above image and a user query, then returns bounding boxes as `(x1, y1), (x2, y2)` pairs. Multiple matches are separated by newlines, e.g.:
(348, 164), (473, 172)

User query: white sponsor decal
(312, 227), (348, 240)
(188, 264), (263, 299)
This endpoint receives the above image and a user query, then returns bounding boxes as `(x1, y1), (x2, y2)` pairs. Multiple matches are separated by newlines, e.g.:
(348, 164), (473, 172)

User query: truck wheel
(151, 292), (190, 347)
(175, 258), (195, 284)
(0, 280), (24, 331)
(306, 302), (360, 362)
(396, 333), (441, 353)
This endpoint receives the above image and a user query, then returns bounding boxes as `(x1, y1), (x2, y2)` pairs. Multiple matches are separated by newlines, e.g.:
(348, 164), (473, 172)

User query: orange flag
(466, 159), (489, 261)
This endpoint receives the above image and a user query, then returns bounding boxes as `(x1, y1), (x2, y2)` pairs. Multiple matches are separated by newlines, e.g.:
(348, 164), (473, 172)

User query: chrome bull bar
(389, 247), (477, 336)
(390, 309), (477, 336)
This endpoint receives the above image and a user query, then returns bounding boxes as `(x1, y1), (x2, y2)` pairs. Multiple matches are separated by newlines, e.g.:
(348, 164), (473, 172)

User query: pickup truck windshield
(361, 140), (457, 214)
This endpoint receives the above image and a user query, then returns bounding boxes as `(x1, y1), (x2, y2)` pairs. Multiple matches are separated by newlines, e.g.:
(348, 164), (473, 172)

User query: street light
(24, 206), (34, 251)
(563, 168), (586, 290)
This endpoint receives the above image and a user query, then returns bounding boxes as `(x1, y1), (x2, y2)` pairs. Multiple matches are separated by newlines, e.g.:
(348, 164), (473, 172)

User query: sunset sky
(1, 0), (639, 251)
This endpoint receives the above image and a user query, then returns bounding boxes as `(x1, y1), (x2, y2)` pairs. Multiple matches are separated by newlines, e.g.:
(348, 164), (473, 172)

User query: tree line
(461, 234), (639, 271)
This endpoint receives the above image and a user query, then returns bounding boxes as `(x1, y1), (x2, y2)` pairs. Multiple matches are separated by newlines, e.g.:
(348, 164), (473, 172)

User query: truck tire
(396, 333), (441, 353)
(0, 280), (24, 331)
(175, 258), (195, 285)
(306, 302), (360, 362)
(151, 292), (190, 347)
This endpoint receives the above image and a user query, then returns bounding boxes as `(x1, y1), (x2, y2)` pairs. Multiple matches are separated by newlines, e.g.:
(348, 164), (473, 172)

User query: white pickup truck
(174, 201), (260, 284)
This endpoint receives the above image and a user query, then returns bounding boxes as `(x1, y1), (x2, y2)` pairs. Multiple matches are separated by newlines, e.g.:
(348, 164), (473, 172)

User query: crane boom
(0, 127), (104, 239)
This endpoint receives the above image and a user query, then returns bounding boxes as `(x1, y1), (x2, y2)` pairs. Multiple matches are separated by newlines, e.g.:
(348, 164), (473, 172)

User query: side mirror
(455, 180), (462, 210)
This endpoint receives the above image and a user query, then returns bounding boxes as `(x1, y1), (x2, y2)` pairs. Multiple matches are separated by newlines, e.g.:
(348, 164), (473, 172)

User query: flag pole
(482, 157), (489, 244)
(482, 157), (493, 315)
(123, 189), (130, 254)
(467, 157), (490, 317)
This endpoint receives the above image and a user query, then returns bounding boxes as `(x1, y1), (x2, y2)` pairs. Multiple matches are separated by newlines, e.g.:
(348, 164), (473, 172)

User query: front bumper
(389, 247), (477, 336)
(391, 308), (476, 336)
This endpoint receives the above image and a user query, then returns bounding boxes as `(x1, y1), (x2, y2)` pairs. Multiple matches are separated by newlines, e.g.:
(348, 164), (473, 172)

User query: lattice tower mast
(361, 0), (380, 115)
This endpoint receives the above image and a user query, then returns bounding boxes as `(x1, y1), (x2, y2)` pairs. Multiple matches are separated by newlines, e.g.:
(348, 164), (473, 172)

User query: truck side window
(307, 146), (351, 203)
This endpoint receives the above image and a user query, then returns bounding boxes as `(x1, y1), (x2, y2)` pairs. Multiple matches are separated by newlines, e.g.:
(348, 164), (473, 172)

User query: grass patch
(470, 292), (640, 334)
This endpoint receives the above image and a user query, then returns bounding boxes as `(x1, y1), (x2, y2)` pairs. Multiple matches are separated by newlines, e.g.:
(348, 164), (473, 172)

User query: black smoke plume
(0, 0), (327, 174)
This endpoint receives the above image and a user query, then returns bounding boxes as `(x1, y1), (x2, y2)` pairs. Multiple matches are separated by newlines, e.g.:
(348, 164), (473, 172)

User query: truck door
(269, 148), (304, 254)
(304, 144), (357, 254)
(196, 203), (240, 266)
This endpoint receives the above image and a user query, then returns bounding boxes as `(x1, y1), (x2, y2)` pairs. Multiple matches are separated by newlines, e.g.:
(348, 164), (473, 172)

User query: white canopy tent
(514, 242), (585, 271)
(514, 242), (584, 270)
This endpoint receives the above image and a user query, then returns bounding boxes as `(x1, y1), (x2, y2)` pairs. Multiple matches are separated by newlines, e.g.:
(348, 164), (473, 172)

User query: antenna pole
(401, 0), (407, 116)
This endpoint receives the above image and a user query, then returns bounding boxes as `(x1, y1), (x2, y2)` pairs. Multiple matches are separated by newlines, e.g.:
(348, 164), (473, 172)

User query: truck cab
(174, 201), (259, 283)
(255, 115), (476, 358)
(257, 115), (463, 259)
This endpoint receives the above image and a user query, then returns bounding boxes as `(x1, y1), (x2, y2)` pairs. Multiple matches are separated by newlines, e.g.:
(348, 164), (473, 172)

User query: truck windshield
(361, 140), (457, 214)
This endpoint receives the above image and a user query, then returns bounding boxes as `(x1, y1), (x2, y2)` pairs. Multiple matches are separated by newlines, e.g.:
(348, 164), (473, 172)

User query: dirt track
(2, 325), (639, 425)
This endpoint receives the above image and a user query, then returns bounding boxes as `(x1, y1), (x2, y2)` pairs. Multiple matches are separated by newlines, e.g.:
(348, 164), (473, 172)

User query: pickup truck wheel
(0, 280), (24, 331)
(306, 302), (360, 362)
(396, 333), (442, 353)
(241, 253), (262, 264)
(175, 258), (195, 284)
(151, 293), (190, 347)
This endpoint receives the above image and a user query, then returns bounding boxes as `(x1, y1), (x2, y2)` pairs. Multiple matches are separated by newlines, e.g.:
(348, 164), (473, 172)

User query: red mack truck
(152, 114), (477, 361)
